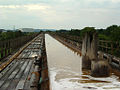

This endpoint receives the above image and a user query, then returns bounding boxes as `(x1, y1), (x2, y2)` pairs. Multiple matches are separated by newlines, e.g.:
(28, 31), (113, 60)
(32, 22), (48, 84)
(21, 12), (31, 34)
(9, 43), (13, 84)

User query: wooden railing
(54, 32), (120, 57)
(0, 33), (39, 60)
(98, 40), (120, 57)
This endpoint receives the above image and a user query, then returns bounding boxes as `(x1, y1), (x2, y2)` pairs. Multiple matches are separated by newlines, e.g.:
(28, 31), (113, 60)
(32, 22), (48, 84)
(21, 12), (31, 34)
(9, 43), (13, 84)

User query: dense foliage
(97, 25), (120, 41)
(0, 30), (35, 41)
(57, 25), (120, 42)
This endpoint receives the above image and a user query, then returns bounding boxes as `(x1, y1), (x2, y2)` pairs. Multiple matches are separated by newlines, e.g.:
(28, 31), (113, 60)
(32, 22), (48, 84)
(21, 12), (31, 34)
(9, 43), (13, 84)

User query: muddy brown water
(45, 34), (120, 90)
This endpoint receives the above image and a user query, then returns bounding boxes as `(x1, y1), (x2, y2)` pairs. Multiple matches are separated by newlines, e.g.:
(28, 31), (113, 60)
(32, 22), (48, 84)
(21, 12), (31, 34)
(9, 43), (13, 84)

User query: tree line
(55, 25), (120, 57)
(0, 30), (36, 41)
(56, 25), (120, 42)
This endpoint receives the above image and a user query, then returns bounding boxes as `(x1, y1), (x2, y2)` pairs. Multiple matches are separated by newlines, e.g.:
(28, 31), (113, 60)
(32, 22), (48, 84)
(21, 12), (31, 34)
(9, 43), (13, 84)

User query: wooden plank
(6, 60), (27, 90)
(8, 61), (24, 79)
(7, 51), (32, 90)
(23, 61), (35, 90)
(15, 61), (28, 79)
(0, 60), (20, 88)
(0, 34), (44, 90)
(15, 60), (33, 90)
(0, 60), (25, 90)
(0, 60), (16, 79)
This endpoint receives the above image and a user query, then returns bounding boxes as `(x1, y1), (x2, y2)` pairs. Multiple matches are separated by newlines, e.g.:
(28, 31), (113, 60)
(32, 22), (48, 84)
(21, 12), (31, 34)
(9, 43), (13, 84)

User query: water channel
(45, 34), (120, 90)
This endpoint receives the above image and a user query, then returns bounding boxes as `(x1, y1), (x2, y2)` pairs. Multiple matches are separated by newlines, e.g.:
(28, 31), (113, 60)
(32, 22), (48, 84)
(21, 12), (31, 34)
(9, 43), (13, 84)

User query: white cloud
(0, 4), (50, 10)
(24, 4), (50, 11)
(85, 0), (120, 3)
(0, 0), (120, 29)
(0, 5), (20, 8)
(111, 0), (120, 3)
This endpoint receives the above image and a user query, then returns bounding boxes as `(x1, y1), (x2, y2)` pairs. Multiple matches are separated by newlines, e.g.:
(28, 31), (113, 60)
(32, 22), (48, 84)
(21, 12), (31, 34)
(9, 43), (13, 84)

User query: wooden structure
(0, 34), (38, 60)
(0, 34), (50, 90)
(52, 32), (110, 77)
(99, 40), (120, 57)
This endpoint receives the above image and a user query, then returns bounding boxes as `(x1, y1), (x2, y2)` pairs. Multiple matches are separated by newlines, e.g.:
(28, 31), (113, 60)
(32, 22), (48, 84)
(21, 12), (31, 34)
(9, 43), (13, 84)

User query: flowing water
(45, 34), (120, 90)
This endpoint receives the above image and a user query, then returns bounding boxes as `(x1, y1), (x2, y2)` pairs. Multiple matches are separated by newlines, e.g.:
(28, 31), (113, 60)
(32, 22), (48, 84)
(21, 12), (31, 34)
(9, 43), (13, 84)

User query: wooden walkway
(0, 34), (49, 90)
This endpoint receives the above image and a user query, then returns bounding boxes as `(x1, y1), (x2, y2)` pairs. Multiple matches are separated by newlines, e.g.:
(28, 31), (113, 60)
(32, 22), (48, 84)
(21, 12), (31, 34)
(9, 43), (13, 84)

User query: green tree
(80, 27), (96, 37)
(107, 25), (120, 41)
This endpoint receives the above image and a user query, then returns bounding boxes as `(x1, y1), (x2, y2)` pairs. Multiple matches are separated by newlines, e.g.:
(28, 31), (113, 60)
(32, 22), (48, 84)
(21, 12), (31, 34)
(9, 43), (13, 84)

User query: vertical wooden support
(12, 39), (15, 50)
(10, 40), (13, 53)
(0, 33), (37, 60)
(102, 41), (104, 51)
(5, 48), (7, 57)
(15, 39), (17, 49)
(8, 40), (10, 54)
(111, 43), (113, 55)
(82, 31), (110, 77)
(0, 48), (1, 59)
(106, 42), (108, 53)
(1, 48), (4, 58)
(91, 35), (110, 77)
(116, 41), (119, 55)
(82, 31), (98, 69)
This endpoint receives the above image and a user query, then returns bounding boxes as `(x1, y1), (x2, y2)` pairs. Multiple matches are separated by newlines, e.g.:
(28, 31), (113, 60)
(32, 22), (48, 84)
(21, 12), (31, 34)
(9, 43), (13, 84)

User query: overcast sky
(0, 0), (120, 30)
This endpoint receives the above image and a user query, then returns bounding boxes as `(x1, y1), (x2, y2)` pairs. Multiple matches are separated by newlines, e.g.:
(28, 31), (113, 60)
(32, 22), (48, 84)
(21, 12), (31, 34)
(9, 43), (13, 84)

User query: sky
(0, 0), (120, 30)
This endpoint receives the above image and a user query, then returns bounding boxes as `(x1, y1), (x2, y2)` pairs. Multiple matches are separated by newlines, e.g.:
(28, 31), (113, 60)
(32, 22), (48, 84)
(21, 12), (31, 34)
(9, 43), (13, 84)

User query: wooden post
(1, 48), (4, 58)
(10, 39), (13, 53)
(8, 40), (10, 54)
(91, 38), (110, 77)
(5, 48), (7, 57)
(106, 42), (108, 53)
(111, 43), (113, 55)
(102, 41), (104, 51)
(82, 31), (110, 77)
(15, 39), (17, 48)
(116, 41), (119, 54)
(82, 32), (98, 69)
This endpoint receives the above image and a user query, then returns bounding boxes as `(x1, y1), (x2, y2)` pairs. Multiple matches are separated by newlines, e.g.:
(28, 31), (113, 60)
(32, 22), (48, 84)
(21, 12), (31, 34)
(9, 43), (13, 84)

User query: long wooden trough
(50, 33), (120, 71)
(0, 34), (50, 90)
